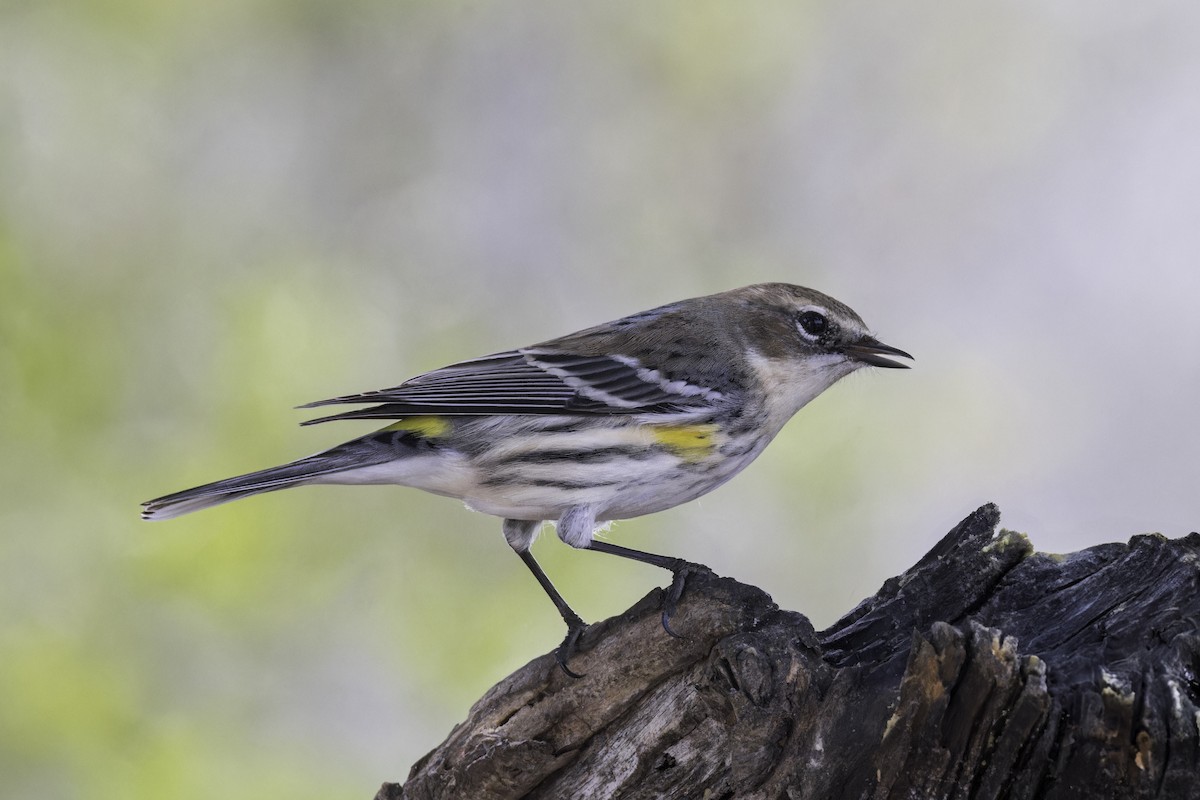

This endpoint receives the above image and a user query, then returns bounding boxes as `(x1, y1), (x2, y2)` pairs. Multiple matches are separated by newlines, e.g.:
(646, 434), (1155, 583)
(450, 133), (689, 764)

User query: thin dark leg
(584, 540), (712, 637)
(517, 549), (588, 678)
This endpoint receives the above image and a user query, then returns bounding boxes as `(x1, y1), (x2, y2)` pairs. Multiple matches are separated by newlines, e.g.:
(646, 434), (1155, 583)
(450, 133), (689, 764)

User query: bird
(142, 283), (911, 675)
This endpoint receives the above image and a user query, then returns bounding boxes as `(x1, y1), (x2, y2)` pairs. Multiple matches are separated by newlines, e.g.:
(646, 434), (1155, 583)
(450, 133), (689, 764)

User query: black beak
(842, 335), (913, 369)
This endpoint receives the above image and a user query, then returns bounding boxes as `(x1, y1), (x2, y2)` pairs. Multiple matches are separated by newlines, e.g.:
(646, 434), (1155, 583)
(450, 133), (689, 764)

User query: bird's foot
(554, 613), (589, 679)
(661, 560), (713, 638)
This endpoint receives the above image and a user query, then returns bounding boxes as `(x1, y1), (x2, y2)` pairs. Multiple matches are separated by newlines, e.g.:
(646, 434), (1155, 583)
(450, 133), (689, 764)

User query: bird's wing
(299, 349), (728, 425)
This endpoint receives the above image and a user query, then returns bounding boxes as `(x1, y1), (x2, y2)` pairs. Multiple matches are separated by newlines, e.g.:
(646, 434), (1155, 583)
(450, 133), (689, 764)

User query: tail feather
(143, 426), (436, 521)
(142, 455), (352, 521)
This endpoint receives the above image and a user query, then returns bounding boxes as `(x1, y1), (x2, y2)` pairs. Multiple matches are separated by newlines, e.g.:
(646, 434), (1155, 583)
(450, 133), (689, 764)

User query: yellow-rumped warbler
(143, 283), (911, 673)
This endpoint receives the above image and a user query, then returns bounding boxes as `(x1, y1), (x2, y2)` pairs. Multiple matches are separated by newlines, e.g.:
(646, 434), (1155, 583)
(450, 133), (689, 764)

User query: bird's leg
(584, 540), (712, 638)
(504, 518), (588, 677)
(515, 549), (588, 678)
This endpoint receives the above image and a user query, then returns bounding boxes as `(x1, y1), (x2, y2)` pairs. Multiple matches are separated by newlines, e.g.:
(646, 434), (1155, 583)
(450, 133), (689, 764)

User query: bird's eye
(797, 310), (828, 339)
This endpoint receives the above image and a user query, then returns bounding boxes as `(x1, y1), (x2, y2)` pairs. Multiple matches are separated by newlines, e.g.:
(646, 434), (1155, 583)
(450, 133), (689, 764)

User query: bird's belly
(461, 438), (763, 522)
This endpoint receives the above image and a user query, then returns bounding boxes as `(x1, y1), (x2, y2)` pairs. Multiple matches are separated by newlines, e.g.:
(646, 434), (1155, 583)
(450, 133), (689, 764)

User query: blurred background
(3, 0), (1198, 796)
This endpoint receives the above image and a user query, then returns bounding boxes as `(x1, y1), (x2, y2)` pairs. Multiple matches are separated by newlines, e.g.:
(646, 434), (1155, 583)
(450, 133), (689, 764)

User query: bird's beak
(842, 335), (913, 369)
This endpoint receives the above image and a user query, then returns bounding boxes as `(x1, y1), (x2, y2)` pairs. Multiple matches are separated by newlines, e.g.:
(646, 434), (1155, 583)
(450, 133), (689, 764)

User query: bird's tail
(140, 455), (342, 520)
(141, 432), (404, 521)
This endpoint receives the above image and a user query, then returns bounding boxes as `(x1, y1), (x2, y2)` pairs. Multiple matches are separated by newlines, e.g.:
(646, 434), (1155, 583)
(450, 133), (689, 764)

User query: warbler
(142, 283), (911, 674)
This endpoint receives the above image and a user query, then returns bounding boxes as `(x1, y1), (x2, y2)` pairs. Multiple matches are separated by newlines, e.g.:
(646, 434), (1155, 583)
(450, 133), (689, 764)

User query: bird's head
(727, 283), (913, 420)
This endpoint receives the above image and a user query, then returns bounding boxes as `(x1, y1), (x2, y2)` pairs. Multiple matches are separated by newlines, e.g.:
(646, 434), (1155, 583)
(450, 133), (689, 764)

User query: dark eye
(797, 310), (828, 338)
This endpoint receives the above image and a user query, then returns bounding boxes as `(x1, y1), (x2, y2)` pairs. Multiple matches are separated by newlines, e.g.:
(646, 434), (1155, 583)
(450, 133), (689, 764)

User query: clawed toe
(661, 561), (712, 638)
(554, 617), (588, 678)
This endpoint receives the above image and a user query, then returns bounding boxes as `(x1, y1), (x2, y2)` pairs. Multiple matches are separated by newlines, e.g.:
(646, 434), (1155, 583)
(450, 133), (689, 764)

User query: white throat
(747, 350), (859, 432)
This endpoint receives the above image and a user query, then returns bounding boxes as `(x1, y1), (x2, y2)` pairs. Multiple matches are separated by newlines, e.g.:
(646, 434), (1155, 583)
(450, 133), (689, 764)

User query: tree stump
(376, 504), (1200, 799)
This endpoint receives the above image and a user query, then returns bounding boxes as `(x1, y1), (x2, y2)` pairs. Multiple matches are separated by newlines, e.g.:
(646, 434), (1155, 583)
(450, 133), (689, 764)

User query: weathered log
(377, 504), (1200, 799)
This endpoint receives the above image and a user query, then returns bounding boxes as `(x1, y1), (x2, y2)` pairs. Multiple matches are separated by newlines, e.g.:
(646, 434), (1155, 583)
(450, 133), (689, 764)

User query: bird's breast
(447, 415), (782, 521)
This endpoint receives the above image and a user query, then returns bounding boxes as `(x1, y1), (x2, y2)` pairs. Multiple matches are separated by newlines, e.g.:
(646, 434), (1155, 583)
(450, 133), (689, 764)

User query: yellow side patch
(382, 416), (451, 438)
(652, 423), (719, 463)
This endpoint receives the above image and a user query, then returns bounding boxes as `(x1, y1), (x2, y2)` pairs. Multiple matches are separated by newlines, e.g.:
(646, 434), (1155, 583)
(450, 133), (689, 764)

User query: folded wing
(299, 349), (728, 425)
